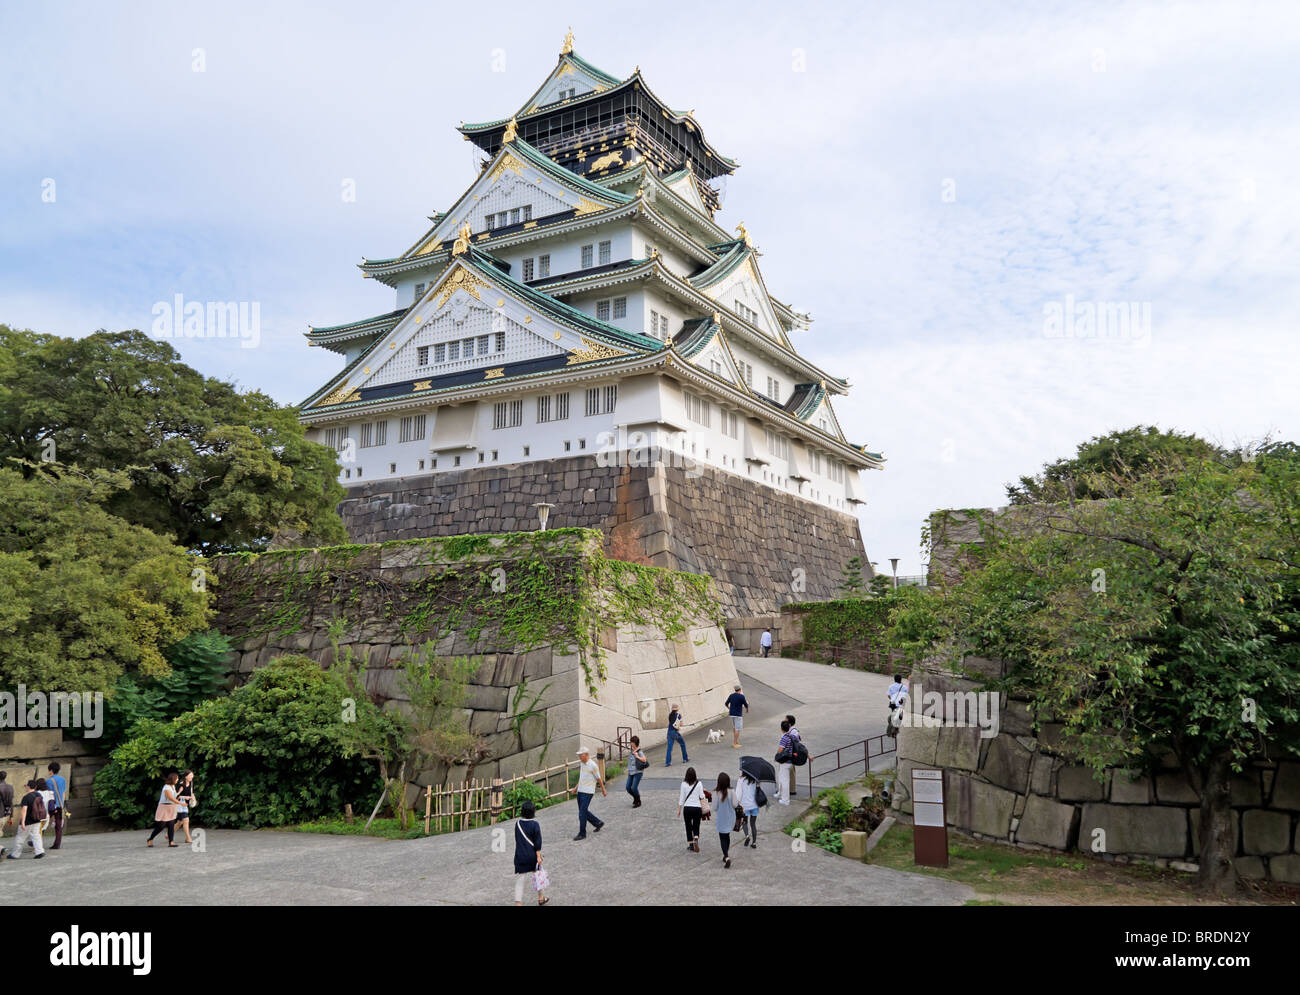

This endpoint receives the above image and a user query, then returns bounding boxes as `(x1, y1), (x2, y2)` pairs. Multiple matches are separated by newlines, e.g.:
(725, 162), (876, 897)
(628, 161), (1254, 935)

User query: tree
(893, 435), (1300, 895)
(839, 555), (867, 598)
(94, 655), (399, 828)
(0, 465), (210, 693)
(0, 325), (347, 553)
(1004, 425), (1226, 505)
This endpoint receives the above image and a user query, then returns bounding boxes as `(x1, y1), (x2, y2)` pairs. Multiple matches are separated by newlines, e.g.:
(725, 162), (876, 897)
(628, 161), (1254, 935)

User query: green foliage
(95, 655), (398, 828)
(868, 574), (893, 598)
(824, 787), (854, 827)
(785, 590), (927, 671)
(499, 778), (550, 821)
(811, 828), (843, 854)
(0, 465), (210, 693)
(839, 555), (866, 597)
(0, 325), (347, 553)
(894, 431), (1300, 891)
(100, 630), (235, 746)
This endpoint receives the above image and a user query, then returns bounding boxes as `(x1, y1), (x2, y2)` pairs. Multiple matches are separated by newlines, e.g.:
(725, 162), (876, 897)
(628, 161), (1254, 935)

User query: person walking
(725, 684), (749, 748)
(570, 747), (606, 841)
(512, 800), (548, 906)
(664, 703), (689, 766)
(776, 720), (794, 806)
(175, 770), (196, 844)
(0, 773), (12, 853)
(146, 773), (182, 848)
(712, 772), (736, 868)
(3, 779), (46, 860)
(625, 736), (647, 808)
(45, 763), (68, 850)
(760, 628), (773, 658)
(738, 770), (760, 848)
(785, 715), (801, 797)
(677, 767), (705, 852)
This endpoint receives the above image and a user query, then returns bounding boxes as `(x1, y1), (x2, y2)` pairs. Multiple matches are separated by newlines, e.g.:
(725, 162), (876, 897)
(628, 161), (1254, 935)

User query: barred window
(494, 331), (505, 352)
(417, 346), (429, 366)
(399, 414), (427, 443)
(684, 391), (710, 427)
(598, 240), (611, 265)
(556, 391), (569, 419)
(522, 257), (534, 281)
(596, 299), (610, 321)
(434, 343), (446, 363)
(581, 244), (594, 268)
(613, 297), (627, 319)
(522, 205), (532, 222)
(477, 334), (490, 356)
(414, 283), (425, 301)
(494, 400), (523, 429)
(448, 341), (460, 361)
(538, 254), (550, 278)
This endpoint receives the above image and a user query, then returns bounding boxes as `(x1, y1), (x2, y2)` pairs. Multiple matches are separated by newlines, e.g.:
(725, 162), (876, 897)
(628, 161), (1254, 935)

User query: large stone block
(947, 773), (1016, 838)
(981, 734), (1033, 794)
(1154, 773), (1199, 805)
(935, 726), (982, 772)
(1240, 809), (1291, 855)
(1018, 794), (1078, 849)
(465, 685), (509, 712)
(1110, 769), (1152, 804)
(897, 725), (940, 766)
(1270, 854), (1300, 884)
(1080, 803), (1188, 857)
(1058, 766), (1108, 802)
(1270, 761), (1300, 810)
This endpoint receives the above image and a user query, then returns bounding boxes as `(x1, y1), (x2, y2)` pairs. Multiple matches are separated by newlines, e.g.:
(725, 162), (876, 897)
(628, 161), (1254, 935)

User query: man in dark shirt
(724, 684), (749, 748)
(3, 778), (45, 859)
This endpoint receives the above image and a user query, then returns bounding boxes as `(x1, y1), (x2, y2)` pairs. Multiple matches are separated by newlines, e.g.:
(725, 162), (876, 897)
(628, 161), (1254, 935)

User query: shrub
(95, 655), (398, 828)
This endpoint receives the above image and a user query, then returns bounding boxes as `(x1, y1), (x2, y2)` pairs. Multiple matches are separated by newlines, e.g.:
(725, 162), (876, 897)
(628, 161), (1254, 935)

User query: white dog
(705, 728), (723, 744)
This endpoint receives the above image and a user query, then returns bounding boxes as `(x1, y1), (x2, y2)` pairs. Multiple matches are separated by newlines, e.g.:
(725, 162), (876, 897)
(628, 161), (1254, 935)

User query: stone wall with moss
(213, 528), (739, 784)
(336, 455), (871, 620)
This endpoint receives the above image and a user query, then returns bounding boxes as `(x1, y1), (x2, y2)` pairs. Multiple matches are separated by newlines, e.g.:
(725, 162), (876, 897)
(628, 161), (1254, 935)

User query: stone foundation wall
(337, 455), (871, 618)
(892, 660), (1300, 883)
(213, 532), (740, 791)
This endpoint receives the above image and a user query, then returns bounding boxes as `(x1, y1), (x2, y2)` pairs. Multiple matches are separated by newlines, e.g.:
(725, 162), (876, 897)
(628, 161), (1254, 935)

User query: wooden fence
(422, 729), (632, 835)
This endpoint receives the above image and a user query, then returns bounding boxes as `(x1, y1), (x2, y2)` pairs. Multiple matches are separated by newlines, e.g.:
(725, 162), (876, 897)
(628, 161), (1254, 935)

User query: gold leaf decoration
(436, 266), (489, 308)
(319, 384), (361, 406)
(573, 197), (605, 216)
(483, 367), (505, 380)
(589, 150), (623, 171)
(566, 336), (628, 365)
(487, 152), (525, 184)
(413, 380), (432, 391)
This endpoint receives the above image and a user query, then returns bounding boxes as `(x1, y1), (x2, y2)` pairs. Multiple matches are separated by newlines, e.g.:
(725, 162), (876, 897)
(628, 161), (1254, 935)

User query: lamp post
(532, 502), (555, 531)
(890, 558), (900, 590)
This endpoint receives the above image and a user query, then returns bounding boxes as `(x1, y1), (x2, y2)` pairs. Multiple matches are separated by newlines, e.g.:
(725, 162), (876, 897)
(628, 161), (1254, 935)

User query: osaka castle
(300, 32), (883, 617)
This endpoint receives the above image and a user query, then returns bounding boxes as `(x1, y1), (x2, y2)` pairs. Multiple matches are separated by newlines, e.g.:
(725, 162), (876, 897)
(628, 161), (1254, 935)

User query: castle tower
(300, 35), (884, 618)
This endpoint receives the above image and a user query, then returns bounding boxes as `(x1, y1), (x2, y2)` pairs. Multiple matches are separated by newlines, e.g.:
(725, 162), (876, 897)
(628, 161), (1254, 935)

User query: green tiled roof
(307, 308), (408, 336)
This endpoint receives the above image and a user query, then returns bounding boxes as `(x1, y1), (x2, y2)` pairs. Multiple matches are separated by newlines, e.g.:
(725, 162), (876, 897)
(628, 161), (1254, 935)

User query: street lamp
(532, 502), (555, 531)
(890, 558), (900, 590)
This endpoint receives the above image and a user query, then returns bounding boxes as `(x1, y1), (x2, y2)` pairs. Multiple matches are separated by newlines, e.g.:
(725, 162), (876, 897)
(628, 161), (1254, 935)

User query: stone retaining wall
(337, 454), (871, 619)
(1, 730), (110, 833)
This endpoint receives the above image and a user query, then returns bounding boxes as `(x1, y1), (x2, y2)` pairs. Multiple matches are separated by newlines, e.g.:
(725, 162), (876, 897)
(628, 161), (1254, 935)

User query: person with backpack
(512, 800), (549, 906)
(775, 720), (795, 805)
(737, 770), (761, 848)
(2, 779), (47, 859)
(0, 773), (12, 852)
(146, 773), (182, 848)
(625, 736), (648, 808)
(677, 767), (705, 852)
(45, 763), (68, 850)
(711, 771), (737, 868)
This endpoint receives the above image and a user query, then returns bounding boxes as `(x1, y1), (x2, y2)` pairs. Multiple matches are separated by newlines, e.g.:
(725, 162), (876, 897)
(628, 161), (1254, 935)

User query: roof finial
(502, 116), (518, 143)
(452, 221), (472, 256)
(735, 222), (752, 247)
(561, 27), (575, 55)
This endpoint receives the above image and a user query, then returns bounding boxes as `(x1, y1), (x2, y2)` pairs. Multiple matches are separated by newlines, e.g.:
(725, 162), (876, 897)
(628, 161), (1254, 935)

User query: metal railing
(800, 734), (895, 798)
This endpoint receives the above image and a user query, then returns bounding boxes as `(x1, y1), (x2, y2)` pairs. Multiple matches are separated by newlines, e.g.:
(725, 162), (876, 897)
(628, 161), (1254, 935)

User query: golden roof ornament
(452, 221), (472, 256)
(735, 222), (752, 247)
(712, 311), (722, 325)
(502, 116), (518, 143)
(561, 28), (574, 55)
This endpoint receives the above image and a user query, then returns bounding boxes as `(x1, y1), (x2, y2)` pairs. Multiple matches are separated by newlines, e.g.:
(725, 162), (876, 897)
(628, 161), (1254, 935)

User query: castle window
(585, 385), (617, 416)
(399, 415), (426, 442)
(454, 455), (461, 467)
(538, 254), (550, 278)
(418, 346), (429, 366)
(448, 341), (460, 361)
(462, 337), (475, 357)
(389, 463), (396, 474)
(523, 446), (530, 457)
(581, 244), (594, 268)
(596, 299), (610, 321)
(537, 391), (569, 423)
(684, 391), (710, 427)
(434, 343), (446, 363)
(510, 208), (521, 225)
(478, 334), (490, 356)
(414, 283), (425, 301)
(418, 459), (425, 470)
(613, 297), (627, 319)
(522, 205), (532, 222)
(766, 376), (782, 401)
(495, 331), (506, 352)
(598, 240), (611, 265)
(522, 258), (534, 281)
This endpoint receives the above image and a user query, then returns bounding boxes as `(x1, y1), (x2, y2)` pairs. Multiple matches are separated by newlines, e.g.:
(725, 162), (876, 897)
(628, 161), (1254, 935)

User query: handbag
(755, 785), (768, 808)
(635, 752), (650, 771)
(533, 865), (551, 891)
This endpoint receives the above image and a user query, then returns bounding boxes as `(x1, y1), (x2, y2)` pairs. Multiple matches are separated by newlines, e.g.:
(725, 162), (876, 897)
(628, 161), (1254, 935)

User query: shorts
(731, 716), (744, 731)
(744, 807), (759, 817)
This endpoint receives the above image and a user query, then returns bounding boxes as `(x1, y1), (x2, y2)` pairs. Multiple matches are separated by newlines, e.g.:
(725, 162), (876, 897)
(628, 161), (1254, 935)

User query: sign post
(911, 767), (949, 867)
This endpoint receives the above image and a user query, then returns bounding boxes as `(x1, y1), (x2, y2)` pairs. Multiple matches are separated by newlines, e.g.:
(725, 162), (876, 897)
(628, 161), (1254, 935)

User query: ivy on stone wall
(784, 595), (915, 673)
(216, 529), (722, 697)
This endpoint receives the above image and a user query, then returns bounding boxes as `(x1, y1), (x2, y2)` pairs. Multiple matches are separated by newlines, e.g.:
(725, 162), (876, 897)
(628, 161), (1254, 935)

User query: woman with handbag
(512, 801), (549, 906)
(676, 767), (705, 852)
(146, 773), (181, 847)
(712, 772), (736, 869)
(625, 736), (648, 808)
(738, 771), (761, 848)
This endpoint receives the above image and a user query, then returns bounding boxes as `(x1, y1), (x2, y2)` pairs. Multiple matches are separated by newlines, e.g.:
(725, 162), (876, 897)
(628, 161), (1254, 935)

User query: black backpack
(790, 739), (809, 767)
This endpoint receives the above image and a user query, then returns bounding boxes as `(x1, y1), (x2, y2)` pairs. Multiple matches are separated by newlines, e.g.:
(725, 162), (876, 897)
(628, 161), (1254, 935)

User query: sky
(2, 0), (1297, 575)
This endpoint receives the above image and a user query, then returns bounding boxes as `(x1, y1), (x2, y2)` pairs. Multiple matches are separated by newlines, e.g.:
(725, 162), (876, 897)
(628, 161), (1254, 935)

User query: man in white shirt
(886, 674), (909, 735)
(760, 628), (773, 658)
(570, 747), (607, 841)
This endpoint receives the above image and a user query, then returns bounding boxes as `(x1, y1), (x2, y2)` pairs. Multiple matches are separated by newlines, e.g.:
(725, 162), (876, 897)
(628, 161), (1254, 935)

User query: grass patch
(284, 816), (427, 840)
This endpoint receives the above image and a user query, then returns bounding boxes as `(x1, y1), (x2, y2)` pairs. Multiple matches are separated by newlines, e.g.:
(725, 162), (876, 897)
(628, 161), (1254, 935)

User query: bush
(825, 787), (854, 828)
(95, 655), (399, 828)
(812, 828), (844, 854)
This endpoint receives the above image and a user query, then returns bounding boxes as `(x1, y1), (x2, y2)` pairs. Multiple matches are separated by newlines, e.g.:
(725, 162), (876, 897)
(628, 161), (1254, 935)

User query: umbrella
(739, 755), (776, 784)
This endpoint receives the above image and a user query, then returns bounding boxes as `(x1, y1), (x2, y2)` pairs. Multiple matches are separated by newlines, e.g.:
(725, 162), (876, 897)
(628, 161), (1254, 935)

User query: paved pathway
(21, 658), (969, 905)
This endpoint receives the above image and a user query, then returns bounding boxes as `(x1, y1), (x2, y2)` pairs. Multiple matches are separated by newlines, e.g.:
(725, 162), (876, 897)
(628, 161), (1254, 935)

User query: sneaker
(724, 857), (731, 869)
